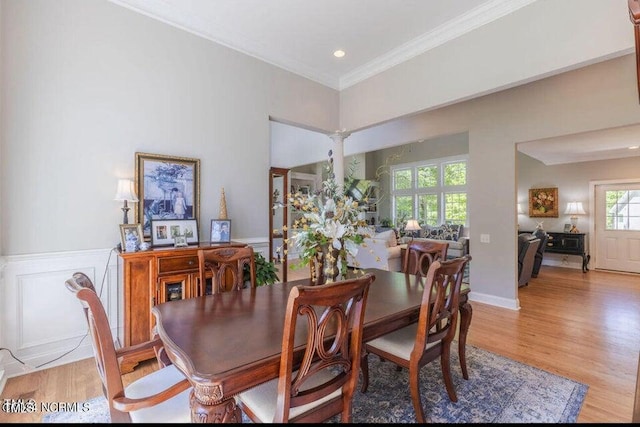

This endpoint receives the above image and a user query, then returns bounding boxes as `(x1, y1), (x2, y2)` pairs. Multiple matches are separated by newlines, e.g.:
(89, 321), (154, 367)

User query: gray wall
(0, 0), (339, 255)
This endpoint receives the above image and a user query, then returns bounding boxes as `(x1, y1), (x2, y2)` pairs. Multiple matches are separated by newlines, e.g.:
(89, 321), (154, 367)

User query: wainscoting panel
(0, 248), (119, 384)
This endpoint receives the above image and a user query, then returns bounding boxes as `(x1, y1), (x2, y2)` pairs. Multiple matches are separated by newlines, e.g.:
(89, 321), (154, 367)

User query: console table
(117, 241), (245, 372)
(545, 232), (590, 273)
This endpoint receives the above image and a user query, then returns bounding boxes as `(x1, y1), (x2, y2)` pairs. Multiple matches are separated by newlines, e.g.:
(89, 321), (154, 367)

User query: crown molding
(109, 0), (536, 91)
(339, 0), (537, 89)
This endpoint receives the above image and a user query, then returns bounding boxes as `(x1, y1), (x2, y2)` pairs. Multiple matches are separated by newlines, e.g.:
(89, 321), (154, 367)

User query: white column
(328, 131), (351, 191)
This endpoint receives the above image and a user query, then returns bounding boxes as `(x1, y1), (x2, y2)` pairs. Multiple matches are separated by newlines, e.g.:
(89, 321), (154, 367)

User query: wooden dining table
(151, 268), (472, 423)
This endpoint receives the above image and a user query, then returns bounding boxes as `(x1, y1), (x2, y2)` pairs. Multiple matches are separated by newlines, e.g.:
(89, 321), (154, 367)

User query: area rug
(42, 345), (587, 423)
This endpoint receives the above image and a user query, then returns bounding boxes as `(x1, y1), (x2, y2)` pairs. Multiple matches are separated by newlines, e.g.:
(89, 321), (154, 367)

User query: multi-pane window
(605, 190), (640, 231)
(391, 155), (468, 228)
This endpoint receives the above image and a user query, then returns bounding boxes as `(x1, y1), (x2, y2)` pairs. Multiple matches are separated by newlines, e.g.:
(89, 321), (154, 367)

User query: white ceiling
(109, 0), (639, 165)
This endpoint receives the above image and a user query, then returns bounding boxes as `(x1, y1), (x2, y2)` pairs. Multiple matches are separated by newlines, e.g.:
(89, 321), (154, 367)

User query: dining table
(151, 268), (472, 423)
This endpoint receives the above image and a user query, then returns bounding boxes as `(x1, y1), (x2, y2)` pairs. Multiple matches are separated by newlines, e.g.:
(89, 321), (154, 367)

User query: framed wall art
(135, 152), (200, 239)
(151, 219), (199, 247)
(119, 223), (143, 252)
(210, 219), (231, 243)
(528, 187), (559, 218)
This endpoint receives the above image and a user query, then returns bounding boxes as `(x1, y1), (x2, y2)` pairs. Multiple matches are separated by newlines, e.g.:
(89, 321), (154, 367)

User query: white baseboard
(468, 291), (520, 310)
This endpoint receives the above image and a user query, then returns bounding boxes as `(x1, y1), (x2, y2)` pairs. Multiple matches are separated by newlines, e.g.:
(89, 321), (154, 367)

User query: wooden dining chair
(65, 272), (192, 423)
(237, 273), (375, 423)
(402, 240), (449, 276)
(197, 246), (256, 295)
(360, 256), (471, 423)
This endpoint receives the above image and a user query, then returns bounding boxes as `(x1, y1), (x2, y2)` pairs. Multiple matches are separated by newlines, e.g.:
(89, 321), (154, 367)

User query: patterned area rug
(42, 345), (587, 423)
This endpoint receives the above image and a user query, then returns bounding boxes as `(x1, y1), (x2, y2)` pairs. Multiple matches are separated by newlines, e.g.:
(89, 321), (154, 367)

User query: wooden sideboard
(117, 242), (245, 372)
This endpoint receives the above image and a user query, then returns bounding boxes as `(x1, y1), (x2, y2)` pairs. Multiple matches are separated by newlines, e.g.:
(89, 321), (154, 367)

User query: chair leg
(440, 346), (458, 402)
(409, 364), (427, 423)
(360, 352), (370, 393)
(458, 301), (472, 380)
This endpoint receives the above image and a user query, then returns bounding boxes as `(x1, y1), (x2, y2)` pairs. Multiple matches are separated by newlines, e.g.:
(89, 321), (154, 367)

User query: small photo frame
(564, 223), (572, 233)
(120, 223), (143, 252)
(174, 235), (188, 248)
(210, 219), (231, 243)
(151, 219), (199, 247)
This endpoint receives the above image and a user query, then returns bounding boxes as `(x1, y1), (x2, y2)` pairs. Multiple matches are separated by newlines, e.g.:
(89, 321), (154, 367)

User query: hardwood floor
(1, 265), (638, 423)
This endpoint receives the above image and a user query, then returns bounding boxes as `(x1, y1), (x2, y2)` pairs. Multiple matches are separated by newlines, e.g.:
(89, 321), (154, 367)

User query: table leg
(190, 389), (243, 423)
(582, 254), (590, 273)
(458, 300), (472, 380)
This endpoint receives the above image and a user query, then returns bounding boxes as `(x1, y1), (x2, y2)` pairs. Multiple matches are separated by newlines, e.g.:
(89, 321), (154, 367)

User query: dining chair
(65, 272), (192, 423)
(360, 256), (471, 423)
(402, 240), (449, 276)
(237, 273), (375, 423)
(197, 246), (256, 295)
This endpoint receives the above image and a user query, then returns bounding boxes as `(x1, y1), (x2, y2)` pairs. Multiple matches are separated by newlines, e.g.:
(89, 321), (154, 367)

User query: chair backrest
(414, 255), (471, 355)
(402, 240), (449, 276)
(65, 272), (141, 423)
(197, 246), (256, 295)
(518, 237), (540, 287)
(274, 273), (374, 423)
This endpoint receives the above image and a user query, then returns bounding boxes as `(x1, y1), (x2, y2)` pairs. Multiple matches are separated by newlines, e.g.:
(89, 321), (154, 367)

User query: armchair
(518, 234), (541, 287)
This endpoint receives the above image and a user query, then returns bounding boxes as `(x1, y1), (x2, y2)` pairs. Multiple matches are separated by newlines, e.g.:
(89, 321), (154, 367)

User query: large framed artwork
(135, 152), (200, 239)
(528, 187), (559, 218)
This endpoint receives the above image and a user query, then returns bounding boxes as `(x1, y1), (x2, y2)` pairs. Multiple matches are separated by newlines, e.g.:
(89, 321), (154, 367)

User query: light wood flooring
(1, 265), (639, 423)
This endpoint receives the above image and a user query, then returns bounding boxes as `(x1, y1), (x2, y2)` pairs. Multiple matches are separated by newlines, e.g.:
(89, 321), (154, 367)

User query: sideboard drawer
(157, 255), (199, 275)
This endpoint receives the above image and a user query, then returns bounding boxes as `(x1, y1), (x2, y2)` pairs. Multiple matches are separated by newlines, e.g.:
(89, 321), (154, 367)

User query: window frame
(390, 154), (468, 228)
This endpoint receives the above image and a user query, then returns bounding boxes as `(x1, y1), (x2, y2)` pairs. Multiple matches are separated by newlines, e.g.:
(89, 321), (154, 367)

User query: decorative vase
(310, 244), (347, 285)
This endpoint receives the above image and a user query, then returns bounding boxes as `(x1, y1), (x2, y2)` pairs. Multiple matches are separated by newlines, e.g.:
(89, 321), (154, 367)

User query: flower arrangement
(285, 153), (371, 282)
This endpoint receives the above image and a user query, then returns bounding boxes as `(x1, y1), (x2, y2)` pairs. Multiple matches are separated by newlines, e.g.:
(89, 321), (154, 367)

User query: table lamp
(114, 179), (139, 224)
(404, 219), (421, 241)
(565, 202), (586, 233)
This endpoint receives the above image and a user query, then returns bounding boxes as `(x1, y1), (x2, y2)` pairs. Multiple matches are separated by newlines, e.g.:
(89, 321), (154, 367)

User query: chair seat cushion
(238, 369), (342, 422)
(126, 364), (192, 423)
(366, 323), (437, 360)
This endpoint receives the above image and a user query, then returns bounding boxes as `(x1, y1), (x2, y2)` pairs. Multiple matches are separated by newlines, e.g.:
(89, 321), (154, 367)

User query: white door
(594, 183), (640, 273)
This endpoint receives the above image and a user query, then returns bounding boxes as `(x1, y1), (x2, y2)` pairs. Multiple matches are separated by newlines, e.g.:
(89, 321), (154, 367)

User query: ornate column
(328, 130), (351, 191)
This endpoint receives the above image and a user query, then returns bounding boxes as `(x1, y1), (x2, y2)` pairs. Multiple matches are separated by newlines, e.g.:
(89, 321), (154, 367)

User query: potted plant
(244, 252), (280, 287)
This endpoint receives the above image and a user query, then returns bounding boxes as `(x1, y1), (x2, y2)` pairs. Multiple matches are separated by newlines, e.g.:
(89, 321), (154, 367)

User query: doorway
(593, 180), (640, 274)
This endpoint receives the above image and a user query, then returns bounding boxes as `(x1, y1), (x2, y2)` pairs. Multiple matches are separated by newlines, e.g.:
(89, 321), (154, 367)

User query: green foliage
(244, 252), (279, 286)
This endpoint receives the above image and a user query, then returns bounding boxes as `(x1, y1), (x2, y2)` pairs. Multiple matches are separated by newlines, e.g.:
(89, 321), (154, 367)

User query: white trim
(468, 292), (520, 311)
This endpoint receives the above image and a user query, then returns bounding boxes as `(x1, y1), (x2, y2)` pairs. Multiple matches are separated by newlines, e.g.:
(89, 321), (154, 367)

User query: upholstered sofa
(410, 224), (469, 258)
(347, 229), (407, 271)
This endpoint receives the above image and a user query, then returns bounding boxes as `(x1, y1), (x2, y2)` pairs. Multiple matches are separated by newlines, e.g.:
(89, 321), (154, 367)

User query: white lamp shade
(564, 202), (586, 215)
(114, 179), (139, 202)
(405, 219), (421, 231)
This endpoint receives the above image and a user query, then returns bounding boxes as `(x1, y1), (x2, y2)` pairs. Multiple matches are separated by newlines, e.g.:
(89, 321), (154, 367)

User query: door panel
(595, 183), (640, 273)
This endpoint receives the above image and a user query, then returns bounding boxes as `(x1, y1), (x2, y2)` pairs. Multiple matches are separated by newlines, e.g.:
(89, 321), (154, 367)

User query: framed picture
(210, 219), (231, 243)
(529, 187), (559, 218)
(120, 223), (143, 252)
(151, 219), (199, 247)
(135, 152), (200, 240)
(564, 223), (572, 233)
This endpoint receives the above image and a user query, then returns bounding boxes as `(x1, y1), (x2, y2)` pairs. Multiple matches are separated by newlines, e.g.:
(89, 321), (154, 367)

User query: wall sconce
(114, 179), (139, 224)
(404, 219), (421, 241)
(564, 202), (586, 233)
(517, 203), (524, 214)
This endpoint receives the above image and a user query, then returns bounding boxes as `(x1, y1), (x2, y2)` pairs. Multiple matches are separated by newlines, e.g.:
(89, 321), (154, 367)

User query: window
(391, 155), (468, 228)
(605, 189), (640, 231)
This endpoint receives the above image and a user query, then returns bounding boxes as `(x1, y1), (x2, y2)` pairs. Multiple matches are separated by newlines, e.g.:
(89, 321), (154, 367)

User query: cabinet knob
(188, 260), (194, 265)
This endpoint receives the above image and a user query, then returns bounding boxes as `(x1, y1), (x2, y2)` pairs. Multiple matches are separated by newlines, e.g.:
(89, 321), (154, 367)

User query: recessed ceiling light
(333, 50), (345, 58)
(629, 145), (639, 150)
